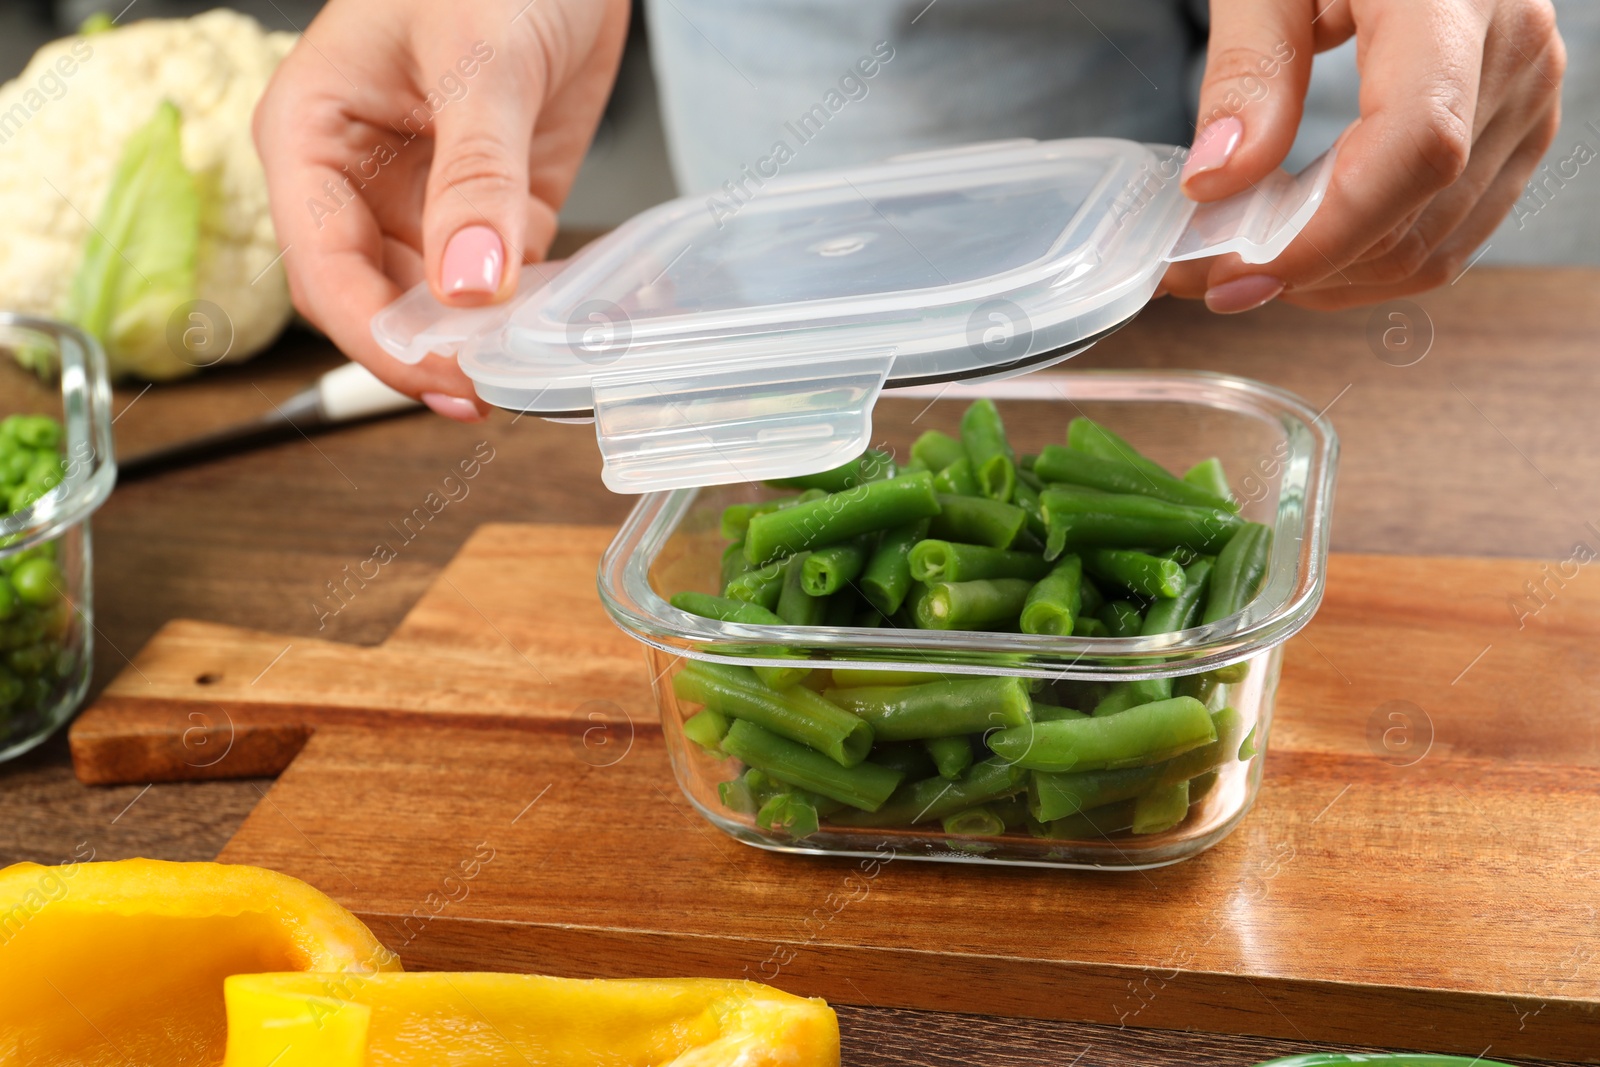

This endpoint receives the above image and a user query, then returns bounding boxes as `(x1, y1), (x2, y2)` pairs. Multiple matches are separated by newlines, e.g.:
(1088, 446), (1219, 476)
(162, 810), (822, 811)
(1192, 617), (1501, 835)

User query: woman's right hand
(253, 0), (629, 420)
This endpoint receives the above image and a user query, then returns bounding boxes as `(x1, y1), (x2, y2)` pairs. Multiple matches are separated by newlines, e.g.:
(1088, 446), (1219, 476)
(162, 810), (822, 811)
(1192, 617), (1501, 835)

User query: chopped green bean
(1182, 457), (1235, 507)
(915, 578), (1033, 631)
(908, 540), (1052, 584)
(1011, 477), (1049, 540)
(831, 755), (1029, 827)
(1033, 702), (1089, 722)
(670, 591), (786, 627)
(1035, 444), (1234, 512)
(723, 559), (785, 610)
(942, 804), (1005, 837)
(767, 450), (895, 493)
(1073, 617), (1109, 637)
(674, 662), (873, 766)
(929, 494), (1028, 549)
(830, 668), (939, 688)
(859, 518), (929, 617)
(721, 720), (903, 812)
(1203, 522), (1273, 624)
(825, 676), (1032, 741)
(1066, 417), (1182, 488)
(1027, 798), (1138, 839)
(757, 792), (821, 838)
(802, 541), (869, 597)
(1100, 599), (1144, 638)
(1041, 487), (1242, 560)
(1020, 554), (1082, 637)
(1092, 679), (1172, 716)
(932, 458), (981, 496)
(745, 472), (942, 565)
(1082, 548), (1185, 599)
(910, 430), (965, 473)
(961, 398), (1017, 502)
(1030, 763), (1165, 822)
(683, 708), (731, 753)
(924, 735), (974, 780)
(987, 695), (1216, 772)
(1141, 557), (1214, 636)
(776, 554), (829, 627)
(1132, 779), (1190, 834)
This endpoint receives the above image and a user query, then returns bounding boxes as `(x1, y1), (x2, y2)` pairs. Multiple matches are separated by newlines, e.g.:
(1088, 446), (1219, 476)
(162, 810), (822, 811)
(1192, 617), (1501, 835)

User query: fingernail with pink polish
(441, 224), (504, 298)
(1204, 275), (1284, 314)
(422, 392), (486, 423)
(1182, 116), (1243, 184)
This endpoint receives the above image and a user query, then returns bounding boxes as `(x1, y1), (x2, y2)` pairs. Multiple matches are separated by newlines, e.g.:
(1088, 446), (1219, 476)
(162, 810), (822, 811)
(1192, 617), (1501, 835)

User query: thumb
(1181, 0), (1315, 202)
(421, 50), (538, 307)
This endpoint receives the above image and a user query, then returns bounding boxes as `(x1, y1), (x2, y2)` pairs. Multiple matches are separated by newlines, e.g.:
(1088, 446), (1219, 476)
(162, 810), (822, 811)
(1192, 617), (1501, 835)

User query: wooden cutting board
(68, 524), (1600, 1061)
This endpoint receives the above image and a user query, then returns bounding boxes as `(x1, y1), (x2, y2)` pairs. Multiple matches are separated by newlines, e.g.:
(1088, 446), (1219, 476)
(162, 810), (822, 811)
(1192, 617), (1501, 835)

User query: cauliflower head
(0, 10), (296, 379)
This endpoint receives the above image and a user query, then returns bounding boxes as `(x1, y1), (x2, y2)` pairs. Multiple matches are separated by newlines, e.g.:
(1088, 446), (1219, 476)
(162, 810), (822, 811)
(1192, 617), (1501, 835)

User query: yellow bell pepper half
(223, 971), (841, 1067)
(0, 859), (398, 1066)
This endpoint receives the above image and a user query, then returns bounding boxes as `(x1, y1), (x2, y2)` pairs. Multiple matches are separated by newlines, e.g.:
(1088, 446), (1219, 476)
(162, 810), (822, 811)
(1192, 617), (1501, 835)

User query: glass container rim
(0, 314), (117, 550)
(598, 369), (1338, 680)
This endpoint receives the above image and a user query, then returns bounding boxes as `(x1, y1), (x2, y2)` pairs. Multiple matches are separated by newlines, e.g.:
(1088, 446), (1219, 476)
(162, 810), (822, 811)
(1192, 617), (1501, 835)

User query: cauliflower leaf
(63, 99), (203, 380)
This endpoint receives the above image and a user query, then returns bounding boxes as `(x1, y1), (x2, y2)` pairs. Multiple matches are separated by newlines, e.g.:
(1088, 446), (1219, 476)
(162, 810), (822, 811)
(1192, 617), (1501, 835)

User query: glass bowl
(0, 315), (116, 762)
(599, 371), (1337, 869)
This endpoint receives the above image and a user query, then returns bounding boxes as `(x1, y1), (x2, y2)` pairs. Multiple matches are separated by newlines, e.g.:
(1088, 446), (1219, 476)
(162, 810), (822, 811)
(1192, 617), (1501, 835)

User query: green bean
(1073, 617), (1109, 637)
(915, 578), (1033, 631)
(673, 662), (873, 766)
(1016, 465), (1043, 490)
(1238, 723), (1258, 760)
(1041, 487), (1242, 560)
(1027, 798), (1137, 839)
(1082, 548), (1185, 600)
(1010, 477), (1049, 540)
(721, 541), (753, 588)
(859, 518), (929, 616)
(1100, 599), (1144, 638)
(1141, 557), (1214, 636)
(775, 554), (829, 627)
(830, 668), (937, 688)
(1210, 660), (1250, 684)
(1182, 457), (1235, 507)
(744, 472), (942, 565)
(942, 805), (1005, 837)
(1035, 444), (1234, 512)
(932, 458), (980, 496)
(723, 559), (785, 610)
(767, 449), (894, 492)
(721, 720), (903, 811)
(1077, 573), (1104, 615)
(718, 776), (759, 815)
(719, 490), (820, 541)
(1131, 779), (1190, 834)
(960, 398), (1017, 503)
(908, 540), (1052, 584)
(1030, 763), (1164, 822)
(670, 591), (786, 627)
(683, 708), (731, 753)
(1020, 555), (1082, 636)
(825, 676), (1032, 741)
(929, 494), (1027, 549)
(831, 755), (1029, 827)
(1066, 417), (1178, 484)
(1092, 680), (1171, 716)
(802, 541), (869, 597)
(910, 430), (965, 473)
(1158, 705), (1246, 784)
(1202, 522), (1273, 624)
(1033, 702), (1088, 722)
(924, 735), (974, 780)
(987, 695), (1216, 771)
(754, 661), (813, 690)
(757, 792), (821, 838)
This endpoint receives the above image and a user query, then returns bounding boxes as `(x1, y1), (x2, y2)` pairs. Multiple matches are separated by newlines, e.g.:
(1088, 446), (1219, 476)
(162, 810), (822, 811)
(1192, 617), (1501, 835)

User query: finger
(1180, 0), (1315, 201)
(1283, 114), (1556, 310)
(417, 34), (543, 308)
(1338, 101), (1557, 288)
(254, 85), (488, 414)
(1204, 1), (1487, 299)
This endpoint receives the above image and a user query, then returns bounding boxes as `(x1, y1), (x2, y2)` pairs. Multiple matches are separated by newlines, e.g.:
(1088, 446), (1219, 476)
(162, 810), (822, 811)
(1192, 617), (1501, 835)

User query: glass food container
(0, 315), (116, 762)
(599, 372), (1337, 869)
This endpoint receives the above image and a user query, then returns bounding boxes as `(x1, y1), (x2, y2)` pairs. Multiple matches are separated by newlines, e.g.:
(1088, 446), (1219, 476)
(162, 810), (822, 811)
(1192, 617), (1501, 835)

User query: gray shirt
(646, 0), (1598, 264)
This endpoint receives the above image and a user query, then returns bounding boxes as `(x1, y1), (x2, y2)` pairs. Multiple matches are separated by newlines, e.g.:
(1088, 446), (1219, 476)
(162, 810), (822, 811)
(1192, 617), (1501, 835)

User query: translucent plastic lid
(373, 137), (1335, 492)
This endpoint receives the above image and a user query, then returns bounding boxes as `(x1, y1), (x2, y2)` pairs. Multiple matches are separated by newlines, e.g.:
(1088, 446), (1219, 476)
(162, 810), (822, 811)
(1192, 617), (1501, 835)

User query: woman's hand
(1163, 0), (1565, 313)
(253, 0), (629, 419)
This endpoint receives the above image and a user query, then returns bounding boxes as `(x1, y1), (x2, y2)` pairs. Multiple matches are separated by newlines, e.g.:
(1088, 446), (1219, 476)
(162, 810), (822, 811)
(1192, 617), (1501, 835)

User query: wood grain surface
(4, 265), (1599, 1067)
(91, 523), (1579, 1061)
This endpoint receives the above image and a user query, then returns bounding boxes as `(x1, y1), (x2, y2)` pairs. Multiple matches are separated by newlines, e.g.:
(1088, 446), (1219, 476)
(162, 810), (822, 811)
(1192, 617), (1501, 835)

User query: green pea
(7, 644), (50, 677)
(11, 558), (62, 607)
(14, 416), (61, 450)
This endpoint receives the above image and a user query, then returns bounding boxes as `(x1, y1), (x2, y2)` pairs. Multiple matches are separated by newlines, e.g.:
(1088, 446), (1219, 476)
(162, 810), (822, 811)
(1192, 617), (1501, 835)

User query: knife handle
(317, 362), (421, 422)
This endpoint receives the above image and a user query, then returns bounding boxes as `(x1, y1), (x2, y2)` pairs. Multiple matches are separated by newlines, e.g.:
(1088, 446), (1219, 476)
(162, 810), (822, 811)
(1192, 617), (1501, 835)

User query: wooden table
(4, 265), (1597, 1066)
